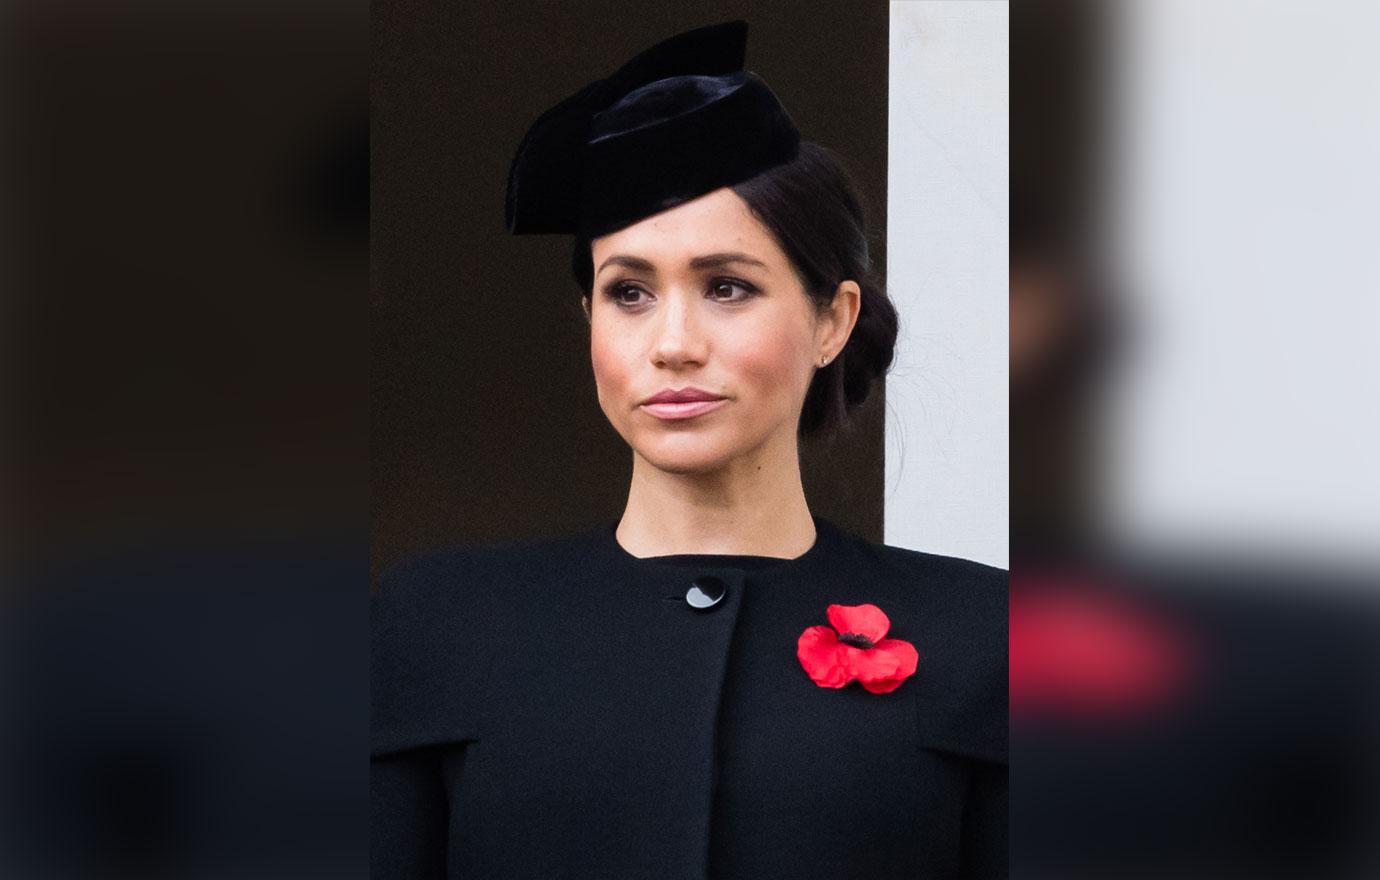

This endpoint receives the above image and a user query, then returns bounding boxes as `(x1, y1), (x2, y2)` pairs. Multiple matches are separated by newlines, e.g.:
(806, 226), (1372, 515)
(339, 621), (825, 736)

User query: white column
(885, 1), (1009, 567)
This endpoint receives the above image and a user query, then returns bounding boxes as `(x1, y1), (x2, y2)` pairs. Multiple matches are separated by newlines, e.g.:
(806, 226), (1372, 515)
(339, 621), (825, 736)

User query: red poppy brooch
(797, 603), (919, 693)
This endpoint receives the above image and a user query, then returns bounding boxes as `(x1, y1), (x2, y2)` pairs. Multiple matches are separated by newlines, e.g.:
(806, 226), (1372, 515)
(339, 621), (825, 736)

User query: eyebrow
(594, 251), (769, 279)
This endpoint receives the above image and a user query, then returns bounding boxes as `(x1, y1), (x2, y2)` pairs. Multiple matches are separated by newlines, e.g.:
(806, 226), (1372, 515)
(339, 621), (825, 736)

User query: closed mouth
(639, 397), (729, 419)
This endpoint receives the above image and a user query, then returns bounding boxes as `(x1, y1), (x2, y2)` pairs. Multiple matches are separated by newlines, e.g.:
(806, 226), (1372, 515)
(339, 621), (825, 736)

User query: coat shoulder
(855, 540), (1007, 688)
(370, 529), (591, 756)
(845, 532), (1008, 618)
(836, 533), (1008, 763)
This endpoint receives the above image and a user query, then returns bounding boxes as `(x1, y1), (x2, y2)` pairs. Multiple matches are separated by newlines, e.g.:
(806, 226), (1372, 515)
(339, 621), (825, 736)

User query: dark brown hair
(572, 141), (897, 440)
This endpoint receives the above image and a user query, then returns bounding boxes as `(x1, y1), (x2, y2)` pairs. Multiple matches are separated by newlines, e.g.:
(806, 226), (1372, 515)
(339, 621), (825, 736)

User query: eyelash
(602, 278), (759, 309)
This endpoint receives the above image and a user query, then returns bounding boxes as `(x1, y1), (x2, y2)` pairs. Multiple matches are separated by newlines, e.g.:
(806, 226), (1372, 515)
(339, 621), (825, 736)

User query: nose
(648, 290), (708, 368)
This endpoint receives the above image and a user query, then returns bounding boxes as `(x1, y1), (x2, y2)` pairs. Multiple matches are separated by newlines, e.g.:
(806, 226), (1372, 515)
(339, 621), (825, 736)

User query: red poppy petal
(874, 638), (919, 679)
(853, 639), (919, 693)
(860, 676), (907, 694)
(844, 644), (904, 681)
(797, 626), (852, 688)
(826, 603), (891, 642)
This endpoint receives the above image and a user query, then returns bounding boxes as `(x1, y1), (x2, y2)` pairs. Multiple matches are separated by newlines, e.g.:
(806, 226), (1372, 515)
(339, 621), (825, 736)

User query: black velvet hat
(504, 20), (801, 239)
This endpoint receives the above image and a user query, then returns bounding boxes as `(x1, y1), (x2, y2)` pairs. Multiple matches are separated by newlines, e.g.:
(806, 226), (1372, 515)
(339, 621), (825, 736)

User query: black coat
(371, 515), (1008, 879)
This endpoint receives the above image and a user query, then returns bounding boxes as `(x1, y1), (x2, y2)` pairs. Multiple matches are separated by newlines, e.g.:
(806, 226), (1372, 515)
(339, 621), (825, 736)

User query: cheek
(719, 320), (813, 399)
(589, 322), (635, 405)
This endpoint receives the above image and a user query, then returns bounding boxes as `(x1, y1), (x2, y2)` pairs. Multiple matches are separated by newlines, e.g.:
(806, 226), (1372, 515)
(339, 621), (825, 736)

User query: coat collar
(588, 512), (848, 588)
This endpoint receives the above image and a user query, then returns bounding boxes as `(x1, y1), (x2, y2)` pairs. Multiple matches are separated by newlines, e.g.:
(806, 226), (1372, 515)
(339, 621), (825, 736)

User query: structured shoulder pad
(870, 544), (1009, 764)
(371, 546), (497, 756)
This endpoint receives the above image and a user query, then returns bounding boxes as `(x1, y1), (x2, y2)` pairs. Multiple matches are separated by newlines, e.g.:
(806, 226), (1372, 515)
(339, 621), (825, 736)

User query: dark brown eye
(607, 284), (647, 306)
(709, 278), (757, 301)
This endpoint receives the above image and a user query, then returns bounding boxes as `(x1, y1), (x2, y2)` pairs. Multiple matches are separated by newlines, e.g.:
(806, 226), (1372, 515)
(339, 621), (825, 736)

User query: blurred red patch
(1011, 574), (1196, 720)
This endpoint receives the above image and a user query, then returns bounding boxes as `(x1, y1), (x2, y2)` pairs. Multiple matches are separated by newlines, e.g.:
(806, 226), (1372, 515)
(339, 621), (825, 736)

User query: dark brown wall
(372, 1), (889, 579)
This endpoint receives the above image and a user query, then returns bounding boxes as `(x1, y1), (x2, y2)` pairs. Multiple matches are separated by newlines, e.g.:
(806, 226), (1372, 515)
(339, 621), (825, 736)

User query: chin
(631, 433), (744, 475)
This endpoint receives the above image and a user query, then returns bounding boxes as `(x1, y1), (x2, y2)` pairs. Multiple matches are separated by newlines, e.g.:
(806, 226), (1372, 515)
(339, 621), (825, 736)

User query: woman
(372, 21), (1007, 879)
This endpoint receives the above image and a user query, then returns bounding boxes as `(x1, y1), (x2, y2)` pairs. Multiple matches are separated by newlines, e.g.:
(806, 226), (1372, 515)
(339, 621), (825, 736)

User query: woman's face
(585, 187), (827, 475)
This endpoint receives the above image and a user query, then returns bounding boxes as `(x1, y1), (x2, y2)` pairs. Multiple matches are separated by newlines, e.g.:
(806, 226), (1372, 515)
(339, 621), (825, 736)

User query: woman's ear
(818, 280), (862, 360)
(581, 295), (592, 324)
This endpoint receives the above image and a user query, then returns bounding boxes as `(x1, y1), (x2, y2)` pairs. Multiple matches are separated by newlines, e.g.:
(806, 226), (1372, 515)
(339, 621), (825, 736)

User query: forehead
(590, 187), (782, 269)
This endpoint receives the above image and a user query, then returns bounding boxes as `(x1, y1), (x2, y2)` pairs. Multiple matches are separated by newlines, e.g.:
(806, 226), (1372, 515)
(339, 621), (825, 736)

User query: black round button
(685, 575), (727, 610)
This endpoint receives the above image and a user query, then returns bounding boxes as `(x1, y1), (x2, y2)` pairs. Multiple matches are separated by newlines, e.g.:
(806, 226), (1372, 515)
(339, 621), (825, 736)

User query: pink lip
(640, 397), (728, 420)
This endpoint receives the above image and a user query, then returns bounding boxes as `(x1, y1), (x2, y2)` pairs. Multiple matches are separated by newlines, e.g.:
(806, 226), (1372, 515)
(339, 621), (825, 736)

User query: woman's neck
(615, 437), (816, 559)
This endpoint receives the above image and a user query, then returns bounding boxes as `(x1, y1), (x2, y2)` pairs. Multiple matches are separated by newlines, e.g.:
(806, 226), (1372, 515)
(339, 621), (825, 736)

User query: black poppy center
(838, 631), (876, 649)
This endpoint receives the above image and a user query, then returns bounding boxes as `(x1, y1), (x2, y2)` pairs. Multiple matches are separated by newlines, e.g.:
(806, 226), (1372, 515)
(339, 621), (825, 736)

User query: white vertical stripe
(1102, 0), (1380, 567)
(885, 1), (1009, 567)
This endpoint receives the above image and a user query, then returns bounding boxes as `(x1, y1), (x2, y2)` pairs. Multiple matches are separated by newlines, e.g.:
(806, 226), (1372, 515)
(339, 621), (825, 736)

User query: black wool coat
(371, 515), (1008, 879)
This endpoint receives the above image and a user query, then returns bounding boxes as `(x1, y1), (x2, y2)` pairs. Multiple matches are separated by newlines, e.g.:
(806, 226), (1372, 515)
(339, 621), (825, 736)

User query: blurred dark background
(371, 0), (891, 582)
(4, 2), (368, 588)
(1010, 1), (1380, 878)
(3, 2), (369, 877)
